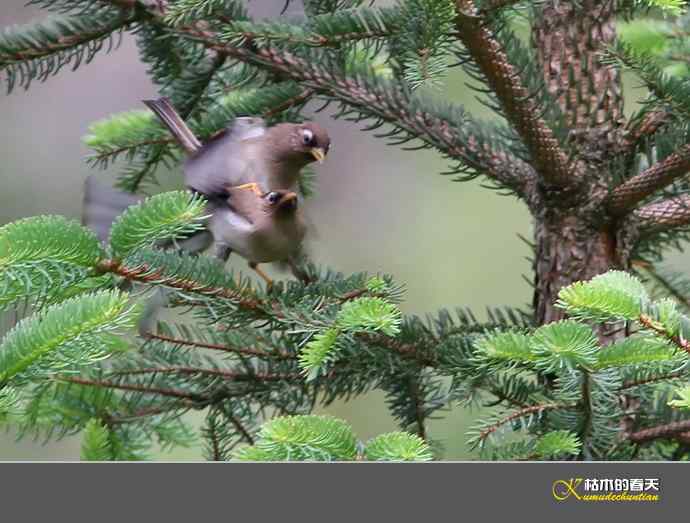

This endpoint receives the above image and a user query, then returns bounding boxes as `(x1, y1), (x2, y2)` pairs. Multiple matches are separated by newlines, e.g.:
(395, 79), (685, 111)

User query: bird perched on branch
(214, 186), (306, 285)
(142, 97), (329, 285)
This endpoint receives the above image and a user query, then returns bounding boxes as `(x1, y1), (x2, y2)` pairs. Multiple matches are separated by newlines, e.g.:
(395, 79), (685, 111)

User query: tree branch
(609, 144), (690, 215)
(107, 404), (187, 424)
(409, 374), (428, 441)
(628, 419), (690, 444)
(636, 263), (690, 310)
(91, 0), (538, 196)
(478, 403), (573, 443)
(620, 371), (685, 390)
(638, 313), (690, 354)
(58, 375), (204, 402)
(244, 52), (533, 194)
(0, 13), (136, 66)
(454, 0), (577, 187)
(142, 331), (294, 360)
(634, 194), (690, 234)
(356, 332), (436, 367)
(162, 32), (535, 196)
(98, 0), (138, 8)
(220, 403), (256, 446)
(111, 366), (300, 381)
(97, 259), (263, 311)
(622, 110), (671, 153)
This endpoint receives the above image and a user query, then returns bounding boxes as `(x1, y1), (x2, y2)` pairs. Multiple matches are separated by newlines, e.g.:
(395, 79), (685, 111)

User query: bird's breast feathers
(247, 217), (306, 263)
(211, 207), (305, 263)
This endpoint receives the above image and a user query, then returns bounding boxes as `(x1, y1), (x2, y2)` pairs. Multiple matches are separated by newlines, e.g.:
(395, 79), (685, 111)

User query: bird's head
(262, 190), (299, 215)
(269, 122), (331, 167)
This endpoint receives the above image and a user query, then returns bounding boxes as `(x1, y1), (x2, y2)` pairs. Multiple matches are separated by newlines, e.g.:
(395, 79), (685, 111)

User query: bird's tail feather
(143, 97), (202, 155)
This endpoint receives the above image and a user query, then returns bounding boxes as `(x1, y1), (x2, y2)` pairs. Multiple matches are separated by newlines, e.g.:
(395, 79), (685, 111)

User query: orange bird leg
(231, 182), (263, 196)
(249, 261), (274, 289)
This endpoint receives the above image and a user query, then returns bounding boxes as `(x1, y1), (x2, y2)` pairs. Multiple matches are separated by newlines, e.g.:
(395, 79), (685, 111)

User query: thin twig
(221, 404), (255, 446)
(356, 332), (436, 367)
(409, 374), (428, 441)
(58, 376), (203, 403)
(620, 371), (685, 390)
(111, 366), (300, 381)
(639, 314), (690, 354)
(478, 403), (573, 442)
(108, 404), (188, 424)
(97, 259), (263, 311)
(142, 331), (294, 360)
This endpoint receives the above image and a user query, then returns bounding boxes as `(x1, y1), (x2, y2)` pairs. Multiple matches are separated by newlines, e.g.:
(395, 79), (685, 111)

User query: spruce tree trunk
(531, 0), (628, 328)
(533, 216), (629, 325)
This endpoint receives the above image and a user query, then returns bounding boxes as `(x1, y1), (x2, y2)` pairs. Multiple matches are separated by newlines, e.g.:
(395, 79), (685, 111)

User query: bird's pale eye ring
(267, 192), (281, 204)
(302, 129), (314, 145)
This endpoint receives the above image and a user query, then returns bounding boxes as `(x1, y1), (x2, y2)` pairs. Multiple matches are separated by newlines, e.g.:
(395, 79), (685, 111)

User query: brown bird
(211, 187), (307, 285)
(144, 98), (331, 197)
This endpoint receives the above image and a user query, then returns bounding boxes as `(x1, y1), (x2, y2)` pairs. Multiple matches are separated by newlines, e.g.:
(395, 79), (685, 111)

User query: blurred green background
(1, 1), (687, 460)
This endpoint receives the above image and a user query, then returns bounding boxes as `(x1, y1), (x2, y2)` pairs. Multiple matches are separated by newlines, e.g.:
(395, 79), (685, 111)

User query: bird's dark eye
(302, 129), (314, 146)
(267, 192), (281, 204)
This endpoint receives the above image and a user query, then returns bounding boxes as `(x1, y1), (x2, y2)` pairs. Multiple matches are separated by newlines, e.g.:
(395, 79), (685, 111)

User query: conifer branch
(99, 0), (138, 9)
(609, 144), (690, 215)
(58, 375), (204, 402)
(637, 263), (690, 310)
(107, 404), (186, 425)
(78, 0), (536, 195)
(142, 332), (293, 359)
(409, 375), (428, 441)
(219, 403), (255, 445)
(0, 14), (132, 63)
(206, 414), (223, 460)
(623, 110), (671, 152)
(97, 259), (262, 311)
(111, 366), (300, 381)
(638, 313), (690, 353)
(477, 403), (573, 443)
(0, 12), (137, 91)
(261, 88), (315, 118)
(628, 419), (690, 444)
(356, 332), (436, 367)
(222, 21), (393, 47)
(635, 195), (690, 233)
(620, 371), (685, 390)
(454, 0), (576, 187)
(174, 30), (536, 195)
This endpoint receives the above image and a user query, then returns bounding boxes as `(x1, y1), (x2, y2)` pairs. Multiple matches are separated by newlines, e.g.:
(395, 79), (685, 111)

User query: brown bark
(454, 0), (577, 187)
(635, 194), (690, 233)
(533, 215), (629, 325)
(533, 0), (624, 139)
(609, 144), (690, 215)
(530, 1), (629, 327)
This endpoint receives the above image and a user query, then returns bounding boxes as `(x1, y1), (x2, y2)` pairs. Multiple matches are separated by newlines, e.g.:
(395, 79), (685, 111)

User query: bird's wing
(184, 117), (267, 197)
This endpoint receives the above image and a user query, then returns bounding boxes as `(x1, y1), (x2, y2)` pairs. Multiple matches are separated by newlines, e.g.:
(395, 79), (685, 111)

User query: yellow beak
(310, 147), (326, 164)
